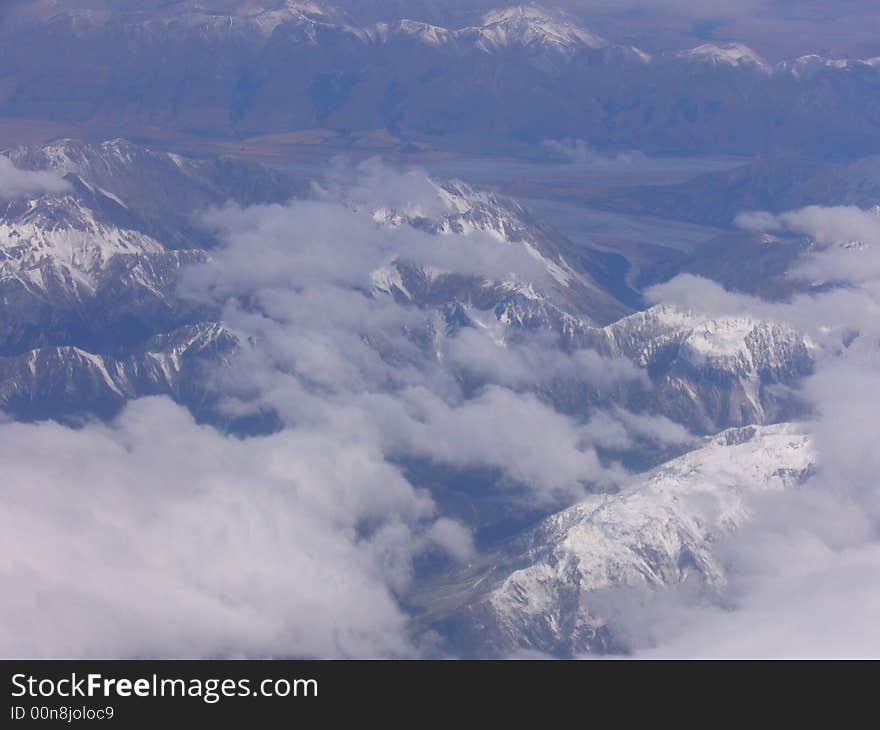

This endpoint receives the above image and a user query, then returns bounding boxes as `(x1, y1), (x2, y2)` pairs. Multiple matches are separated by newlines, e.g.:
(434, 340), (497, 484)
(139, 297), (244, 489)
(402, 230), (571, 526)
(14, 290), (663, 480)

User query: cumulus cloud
(582, 408), (694, 450)
(647, 271), (880, 346)
(0, 155), (71, 199)
(388, 386), (627, 500)
(0, 398), (432, 658)
(319, 156), (454, 220)
(442, 326), (647, 390)
(639, 546), (880, 658)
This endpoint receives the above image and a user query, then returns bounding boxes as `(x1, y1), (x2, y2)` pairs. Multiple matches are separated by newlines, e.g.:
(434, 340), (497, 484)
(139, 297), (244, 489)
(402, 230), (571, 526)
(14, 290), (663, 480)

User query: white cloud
(0, 156), (71, 199)
(736, 205), (880, 285)
(442, 326), (647, 390)
(0, 398), (435, 658)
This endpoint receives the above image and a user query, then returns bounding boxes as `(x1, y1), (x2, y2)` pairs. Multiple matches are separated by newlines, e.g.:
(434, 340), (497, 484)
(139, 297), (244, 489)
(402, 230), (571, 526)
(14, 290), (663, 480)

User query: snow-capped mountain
(0, 139), (843, 658)
(220, 1), (343, 37)
(0, 186), (165, 294)
(425, 294), (812, 434)
(0, 140), (305, 416)
(4, 3), (880, 156)
(0, 139), (815, 435)
(677, 43), (771, 73)
(781, 53), (880, 80)
(18, 2), (608, 55)
(2, 139), (633, 419)
(0, 179), (206, 356)
(0, 140), (300, 342)
(324, 172), (813, 436)
(0, 323), (236, 420)
(367, 4), (605, 56)
(2, 2), (877, 665)
(367, 177), (635, 330)
(463, 5), (607, 54)
(5, 139), (303, 249)
(368, 19), (455, 46)
(576, 305), (812, 433)
(588, 305), (810, 378)
(31, 1), (353, 44)
(418, 422), (815, 656)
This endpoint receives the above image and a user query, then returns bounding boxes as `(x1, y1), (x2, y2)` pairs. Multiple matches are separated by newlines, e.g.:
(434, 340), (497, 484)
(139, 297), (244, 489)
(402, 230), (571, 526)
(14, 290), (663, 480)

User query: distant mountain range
(2, 2), (879, 156)
(603, 155), (880, 227)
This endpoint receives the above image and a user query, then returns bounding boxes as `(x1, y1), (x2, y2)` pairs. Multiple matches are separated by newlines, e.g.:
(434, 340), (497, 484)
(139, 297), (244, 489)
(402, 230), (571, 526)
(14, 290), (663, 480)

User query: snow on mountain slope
(238, 0), (338, 36)
(6, 4), (880, 158)
(188, 2), (607, 54)
(364, 4), (609, 58)
(0, 139), (302, 355)
(782, 53), (880, 80)
(368, 19), (455, 47)
(467, 5), (607, 54)
(419, 422), (815, 656)
(38, 1), (355, 44)
(62, 1), (611, 57)
(5, 139), (302, 249)
(0, 155), (214, 356)
(366, 188), (811, 434)
(571, 304), (813, 432)
(367, 176), (634, 329)
(0, 193), (165, 295)
(0, 323), (236, 419)
(0, 140), (815, 437)
(670, 44), (879, 80)
(592, 304), (812, 378)
(0, 139), (633, 421)
(678, 43), (770, 73)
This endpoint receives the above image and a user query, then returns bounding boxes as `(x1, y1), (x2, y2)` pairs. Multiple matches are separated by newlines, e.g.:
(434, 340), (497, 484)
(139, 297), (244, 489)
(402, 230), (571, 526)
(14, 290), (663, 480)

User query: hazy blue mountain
(604, 155), (880, 227)
(2, 3), (879, 157)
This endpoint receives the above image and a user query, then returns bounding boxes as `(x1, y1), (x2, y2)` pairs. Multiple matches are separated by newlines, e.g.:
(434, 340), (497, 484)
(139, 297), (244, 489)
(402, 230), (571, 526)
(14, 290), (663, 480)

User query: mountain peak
(475, 4), (607, 52)
(679, 42), (770, 72)
(481, 3), (568, 24)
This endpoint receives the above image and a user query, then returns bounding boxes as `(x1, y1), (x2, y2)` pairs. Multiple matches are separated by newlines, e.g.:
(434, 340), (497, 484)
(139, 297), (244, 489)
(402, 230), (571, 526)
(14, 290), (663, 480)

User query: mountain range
(0, 139), (813, 437)
(2, 3), (879, 157)
(0, 132), (848, 658)
(0, 132), (852, 661)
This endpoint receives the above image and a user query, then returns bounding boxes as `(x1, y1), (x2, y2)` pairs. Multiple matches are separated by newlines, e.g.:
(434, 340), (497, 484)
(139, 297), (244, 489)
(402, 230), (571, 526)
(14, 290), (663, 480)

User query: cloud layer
(0, 159), (653, 657)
